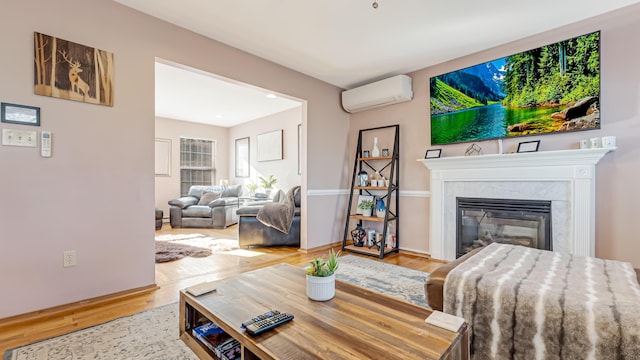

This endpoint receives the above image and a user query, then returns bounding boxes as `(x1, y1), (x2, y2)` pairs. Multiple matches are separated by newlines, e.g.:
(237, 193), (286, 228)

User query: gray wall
(348, 4), (640, 267)
(0, 0), (348, 319)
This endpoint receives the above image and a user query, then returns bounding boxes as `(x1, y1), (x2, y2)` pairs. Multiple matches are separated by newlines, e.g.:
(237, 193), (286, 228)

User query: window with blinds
(180, 137), (216, 196)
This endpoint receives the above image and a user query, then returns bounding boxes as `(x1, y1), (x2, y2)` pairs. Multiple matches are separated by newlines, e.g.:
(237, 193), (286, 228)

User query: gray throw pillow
(221, 184), (242, 197)
(271, 190), (285, 203)
(198, 191), (221, 205)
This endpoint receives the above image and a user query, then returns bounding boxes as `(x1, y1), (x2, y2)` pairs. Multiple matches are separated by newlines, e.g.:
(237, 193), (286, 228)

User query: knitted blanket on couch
(256, 186), (299, 234)
(443, 243), (640, 360)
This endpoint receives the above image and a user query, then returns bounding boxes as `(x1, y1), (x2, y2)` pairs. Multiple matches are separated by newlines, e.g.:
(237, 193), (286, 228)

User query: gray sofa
(236, 187), (301, 248)
(168, 185), (242, 229)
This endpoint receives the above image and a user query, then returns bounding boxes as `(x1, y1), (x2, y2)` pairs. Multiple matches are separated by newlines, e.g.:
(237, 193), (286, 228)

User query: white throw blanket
(444, 243), (640, 359)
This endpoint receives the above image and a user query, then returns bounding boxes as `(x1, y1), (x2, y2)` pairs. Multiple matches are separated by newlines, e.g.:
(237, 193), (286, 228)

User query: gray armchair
(236, 187), (301, 248)
(168, 185), (242, 229)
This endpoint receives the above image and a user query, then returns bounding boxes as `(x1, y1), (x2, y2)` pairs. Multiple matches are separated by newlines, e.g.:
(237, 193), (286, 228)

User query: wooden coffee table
(180, 263), (469, 359)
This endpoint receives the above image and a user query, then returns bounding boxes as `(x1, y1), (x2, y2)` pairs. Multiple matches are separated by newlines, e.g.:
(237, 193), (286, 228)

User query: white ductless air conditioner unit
(341, 75), (413, 113)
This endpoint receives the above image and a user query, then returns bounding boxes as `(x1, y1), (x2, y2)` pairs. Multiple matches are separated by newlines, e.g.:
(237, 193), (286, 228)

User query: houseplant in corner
(258, 175), (278, 197)
(305, 249), (340, 301)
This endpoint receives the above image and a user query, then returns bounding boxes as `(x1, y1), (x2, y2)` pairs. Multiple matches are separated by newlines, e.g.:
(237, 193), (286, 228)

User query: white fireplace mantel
(418, 147), (614, 261)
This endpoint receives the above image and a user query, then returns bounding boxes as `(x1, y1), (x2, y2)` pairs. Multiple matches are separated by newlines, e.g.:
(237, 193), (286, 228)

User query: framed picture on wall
(1, 102), (40, 126)
(257, 129), (283, 161)
(154, 138), (171, 176)
(298, 124), (302, 175)
(235, 137), (250, 178)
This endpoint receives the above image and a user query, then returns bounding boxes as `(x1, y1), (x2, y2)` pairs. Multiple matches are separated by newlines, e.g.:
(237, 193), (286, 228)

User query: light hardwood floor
(0, 223), (442, 355)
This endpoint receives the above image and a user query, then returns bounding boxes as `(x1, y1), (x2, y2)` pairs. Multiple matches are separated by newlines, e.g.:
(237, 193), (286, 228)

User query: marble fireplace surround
(419, 147), (614, 261)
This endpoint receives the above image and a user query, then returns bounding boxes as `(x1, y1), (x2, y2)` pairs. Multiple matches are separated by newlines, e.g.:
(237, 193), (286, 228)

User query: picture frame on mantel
(517, 140), (540, 153)
(425, 148), (442, 159)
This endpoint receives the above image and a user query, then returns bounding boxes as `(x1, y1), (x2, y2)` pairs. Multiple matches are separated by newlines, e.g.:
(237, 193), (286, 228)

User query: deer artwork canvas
(33, 32), (114, 106)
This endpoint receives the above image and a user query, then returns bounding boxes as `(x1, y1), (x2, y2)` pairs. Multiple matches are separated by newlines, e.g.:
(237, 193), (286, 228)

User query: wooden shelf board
(353, 186), (394, 191)
(349, 215), (396, 222)
(358, 156), (393, 161)
(343, 244), (399, 257)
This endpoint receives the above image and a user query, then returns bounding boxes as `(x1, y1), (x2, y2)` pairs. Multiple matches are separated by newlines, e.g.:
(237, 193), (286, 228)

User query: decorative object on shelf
(579, 139), (589, 149)
(601, 135), (616, 148)
(375, 198), (386, 218)
(350, 225), (366, 247)
(465, 143), (483, 156)
(589, 137), (601, 148)
(425, 148), (442, 159)
(356, 195), (374, 215)
(517, 140), (540, 153)
(34, 32), (115, 106)
(382, 148), (389, 157)
(367, 229), (376, 248)
(372, 137), (380, 157)
(305, 249), (340, 301)
(371, 171), (381, 182)
(358, 198), (375, 217)
(362, 150), (370, 158)
(358, 170), (369, 187)
(258, 175), (278, 197)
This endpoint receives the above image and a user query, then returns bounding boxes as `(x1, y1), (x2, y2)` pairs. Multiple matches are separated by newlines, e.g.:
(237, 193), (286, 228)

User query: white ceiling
(155, 60), (302, 127)
(119, 0), (639, 126)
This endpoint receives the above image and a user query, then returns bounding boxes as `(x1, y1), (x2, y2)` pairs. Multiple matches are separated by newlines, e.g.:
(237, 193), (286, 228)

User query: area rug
(336, 254), (430, 307)
(3, 304), (196, 360)
(4, 256), (430, 360)
(155, 233), (240, 263)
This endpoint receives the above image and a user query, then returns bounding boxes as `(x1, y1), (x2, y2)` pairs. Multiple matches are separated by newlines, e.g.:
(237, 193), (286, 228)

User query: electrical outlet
(63, 250), (76, 268)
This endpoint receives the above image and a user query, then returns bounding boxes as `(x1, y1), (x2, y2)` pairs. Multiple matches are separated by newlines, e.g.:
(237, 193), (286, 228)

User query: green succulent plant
(306, 249), (340, 277)
(358, 199), (375, 210)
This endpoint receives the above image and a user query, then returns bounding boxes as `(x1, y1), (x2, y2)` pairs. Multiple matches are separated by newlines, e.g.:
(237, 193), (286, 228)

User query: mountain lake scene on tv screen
(430, 31), (600, 145)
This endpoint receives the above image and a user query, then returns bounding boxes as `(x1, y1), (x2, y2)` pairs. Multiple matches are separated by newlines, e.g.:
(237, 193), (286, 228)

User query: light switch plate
(2, 128), (37, 147)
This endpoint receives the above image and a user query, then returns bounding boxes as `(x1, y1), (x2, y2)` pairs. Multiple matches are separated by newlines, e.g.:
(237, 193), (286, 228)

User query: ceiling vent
(341, 75), (413, 113)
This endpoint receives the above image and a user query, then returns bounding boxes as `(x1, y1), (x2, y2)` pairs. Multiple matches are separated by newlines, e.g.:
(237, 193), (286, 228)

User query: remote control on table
(242, 310), (280, 328)
(244, 312), (294, 336)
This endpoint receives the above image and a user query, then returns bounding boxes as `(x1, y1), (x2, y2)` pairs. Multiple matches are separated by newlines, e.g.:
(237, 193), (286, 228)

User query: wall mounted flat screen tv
(430, 31), (600, 145)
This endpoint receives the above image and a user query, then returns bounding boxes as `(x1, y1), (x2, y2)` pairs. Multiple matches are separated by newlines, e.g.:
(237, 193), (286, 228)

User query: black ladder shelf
(342, 124), (400, 259)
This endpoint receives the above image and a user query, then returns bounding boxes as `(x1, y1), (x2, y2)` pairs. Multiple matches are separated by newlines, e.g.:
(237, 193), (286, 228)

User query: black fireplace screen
(456, 197), (552, 258)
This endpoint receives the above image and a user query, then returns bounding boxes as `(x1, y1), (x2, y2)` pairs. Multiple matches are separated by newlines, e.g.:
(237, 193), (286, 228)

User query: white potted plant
(305, 249), (340, 301)
(358, 199), (375, 217)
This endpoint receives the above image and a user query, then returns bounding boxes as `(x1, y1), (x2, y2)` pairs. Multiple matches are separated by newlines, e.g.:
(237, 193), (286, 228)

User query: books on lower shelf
(192, 322), (241, 360)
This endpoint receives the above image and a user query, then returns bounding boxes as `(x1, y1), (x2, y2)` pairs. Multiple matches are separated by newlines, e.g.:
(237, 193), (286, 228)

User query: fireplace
(456, 197), (551, 258)
(419, 147), (613, 261)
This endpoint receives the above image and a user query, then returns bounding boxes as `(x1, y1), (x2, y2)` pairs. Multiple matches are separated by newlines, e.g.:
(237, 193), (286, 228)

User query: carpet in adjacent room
(155, 233), (240, 263)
